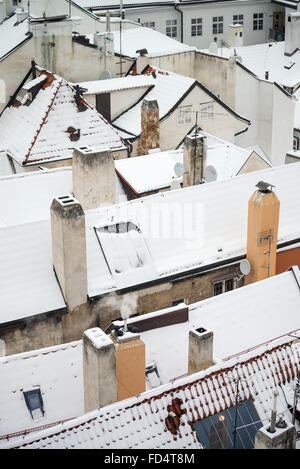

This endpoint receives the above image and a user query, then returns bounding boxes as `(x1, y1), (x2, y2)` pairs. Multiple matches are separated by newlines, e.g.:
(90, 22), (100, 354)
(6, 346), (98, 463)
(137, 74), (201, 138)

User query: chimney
(110, 326), (146, 401)
(50, 195), (88, 312)
(72, 146), (116, 210)
(285, 13), (300, 56)
(245, 181), (280, 285)
(183, 134), (207, 187)
(83, 327), (117, 412)
(137, 99), (160, 156)
(106, 12), (111, 32)
(227, 24), (244, 48)
(188, 327), (213, 374)
(255, 421), (296, 449)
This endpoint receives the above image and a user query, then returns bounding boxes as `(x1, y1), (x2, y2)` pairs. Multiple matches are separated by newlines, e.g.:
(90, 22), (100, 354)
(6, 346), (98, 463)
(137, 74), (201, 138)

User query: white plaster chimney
(188, 327), (213, 374)
(50, 195), (88, 312)
(255, 422), (296, 449)
(183, 134), (207, 187)
(285, 11), (300, 56)
(83, 327), (117, 412)
(72, 146), (116, 210)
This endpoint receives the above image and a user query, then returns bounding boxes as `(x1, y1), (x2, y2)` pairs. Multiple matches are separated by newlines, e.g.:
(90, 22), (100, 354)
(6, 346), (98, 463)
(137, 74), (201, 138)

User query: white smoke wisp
(101, 292), (139, 331)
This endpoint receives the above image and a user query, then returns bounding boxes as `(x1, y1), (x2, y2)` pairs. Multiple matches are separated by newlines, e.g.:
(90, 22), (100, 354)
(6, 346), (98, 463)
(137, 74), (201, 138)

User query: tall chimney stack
(137, 98), (160, 156)
(83, 327), (117, 412)
(255, 421), (296, 449)
(188, 327), (213, 374)
(50, 195), (88, 312)
(72, 146), (116, 210)
(245, 181), (280, 285)
(110, 326), (146, 401)
(183, 134), (207, 187)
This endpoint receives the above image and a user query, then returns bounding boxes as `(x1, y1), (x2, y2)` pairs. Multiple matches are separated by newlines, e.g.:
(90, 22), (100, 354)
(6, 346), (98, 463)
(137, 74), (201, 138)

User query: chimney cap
(255, 181), (275, 193)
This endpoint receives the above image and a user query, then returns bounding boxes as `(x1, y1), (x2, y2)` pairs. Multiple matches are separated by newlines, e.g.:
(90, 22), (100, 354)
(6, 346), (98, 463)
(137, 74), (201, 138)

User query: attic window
(192, 399), (262, 449)
(24, 389), (45, 420)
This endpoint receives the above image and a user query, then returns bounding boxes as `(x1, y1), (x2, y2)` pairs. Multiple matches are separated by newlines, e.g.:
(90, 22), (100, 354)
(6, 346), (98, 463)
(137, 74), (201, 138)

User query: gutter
(174, 4), (183, 43)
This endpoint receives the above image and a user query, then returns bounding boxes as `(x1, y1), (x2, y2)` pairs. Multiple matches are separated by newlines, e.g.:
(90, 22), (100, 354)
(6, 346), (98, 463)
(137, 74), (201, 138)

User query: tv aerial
(204, 165), (217, 183)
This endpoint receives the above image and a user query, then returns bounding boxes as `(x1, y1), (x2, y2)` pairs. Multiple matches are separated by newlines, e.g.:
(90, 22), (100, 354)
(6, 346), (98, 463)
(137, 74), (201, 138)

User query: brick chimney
(83, 327), (117, 412)
(255, 422), (296, 449)
(137, 98), (160, 156)
(110, 326), (146, 401)
(50, 195), (87, 312)
(188, 327), (213, 374)
(72, 146), (116, 210)
(183, 134), (207, 187)
(245, 181), (280, 285)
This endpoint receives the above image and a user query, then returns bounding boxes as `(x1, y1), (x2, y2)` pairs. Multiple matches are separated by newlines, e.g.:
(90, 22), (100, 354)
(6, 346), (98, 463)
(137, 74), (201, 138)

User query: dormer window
(24, 389), (45, 419)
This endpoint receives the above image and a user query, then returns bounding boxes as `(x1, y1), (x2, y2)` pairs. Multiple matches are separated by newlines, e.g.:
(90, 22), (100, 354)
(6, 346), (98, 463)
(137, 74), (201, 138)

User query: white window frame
(143, 21), (155, 29)
(233, 14), (244, 25)
(212, 16), (223, 35)
(178, 105), (192, 124)
(191, 18), (202, 37)
(199, 102), (214, 120)
(213, 277), (237, 296)
(253, 13), (263, 31)
(166, 19), (177, 38)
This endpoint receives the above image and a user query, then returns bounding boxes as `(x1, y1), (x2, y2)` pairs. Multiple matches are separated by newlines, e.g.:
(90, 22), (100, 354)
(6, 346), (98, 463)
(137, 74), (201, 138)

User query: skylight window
(24, 389), (45, 420)
(95, 222), (156, 288)
(192, 399), (262, 449)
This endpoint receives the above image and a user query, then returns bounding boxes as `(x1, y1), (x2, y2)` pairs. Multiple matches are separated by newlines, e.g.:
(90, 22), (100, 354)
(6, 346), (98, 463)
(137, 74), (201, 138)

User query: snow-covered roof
(0, 14), (31, 61)
(85, 163), (300, 296)
(294, 86), (300, 129)
(112, 26), (195, 58)
(0, 69), (125, 165)
(0, 166), (127, 227)
(115, 131), (265, 194)
(200, 42), (300, 89)
(113, 66), (248, 137)
(77, 75), (155, 95)
(2, 337), (298, 449)
(0, 341), (84, 438)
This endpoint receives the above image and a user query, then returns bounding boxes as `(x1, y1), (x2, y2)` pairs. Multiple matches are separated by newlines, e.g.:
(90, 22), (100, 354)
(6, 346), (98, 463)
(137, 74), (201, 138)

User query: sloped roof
(2, 337), (299, 449)
(113, 66), (249, 137)
(86, 163), (300, 296)
(0, 14), (31, 61)
(77, 75), (155, 95)
(115, 131), (268, 195)
(0, 70), (125, 165)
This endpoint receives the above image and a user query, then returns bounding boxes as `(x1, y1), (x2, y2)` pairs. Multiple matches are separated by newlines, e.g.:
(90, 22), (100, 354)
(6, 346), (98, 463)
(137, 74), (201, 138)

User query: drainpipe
(174, 4), (183, 43)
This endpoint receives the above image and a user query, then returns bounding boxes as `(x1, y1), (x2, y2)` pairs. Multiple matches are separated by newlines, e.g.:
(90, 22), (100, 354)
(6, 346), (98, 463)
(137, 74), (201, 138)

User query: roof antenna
(268, 390), (279, 433)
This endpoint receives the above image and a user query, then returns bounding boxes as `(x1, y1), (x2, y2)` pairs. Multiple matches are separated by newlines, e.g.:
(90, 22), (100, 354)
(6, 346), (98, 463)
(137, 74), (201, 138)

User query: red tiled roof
(5, 338), (299, 449)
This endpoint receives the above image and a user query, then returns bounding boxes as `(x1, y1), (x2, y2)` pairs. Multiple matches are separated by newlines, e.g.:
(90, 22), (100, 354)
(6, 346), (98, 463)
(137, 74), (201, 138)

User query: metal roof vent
(136, 48), (148, 56)
(255, 181), (275, 194)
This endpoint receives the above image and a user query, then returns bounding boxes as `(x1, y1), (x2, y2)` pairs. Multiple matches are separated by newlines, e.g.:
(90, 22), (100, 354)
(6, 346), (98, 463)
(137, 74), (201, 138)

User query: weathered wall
(136, 51), (196, 77)
(238, 151), (270, 175)
(0, 311), (64, 356)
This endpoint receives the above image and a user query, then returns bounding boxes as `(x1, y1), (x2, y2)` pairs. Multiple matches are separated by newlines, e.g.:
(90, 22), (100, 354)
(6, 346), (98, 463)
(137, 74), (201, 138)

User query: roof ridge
(23, 78), (63, 164)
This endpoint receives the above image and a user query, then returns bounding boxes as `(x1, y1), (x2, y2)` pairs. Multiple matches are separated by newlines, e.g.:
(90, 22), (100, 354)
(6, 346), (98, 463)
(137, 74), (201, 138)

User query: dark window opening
(24, 389), (45, 419)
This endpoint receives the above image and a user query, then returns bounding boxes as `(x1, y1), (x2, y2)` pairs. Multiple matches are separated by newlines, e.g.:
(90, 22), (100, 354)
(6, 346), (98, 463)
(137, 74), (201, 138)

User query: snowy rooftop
(1, 336), (298, 449)
(113, 66), (247, 137)
(114, 132), (266, 194)
(77, 75), (155, 95)
(294, 86), (300, 129)
(85, 163), (300, 296)
(0, 69), (125, 165)
(1, 163), (300, 324)
(201, 41), (300, 89)
(0, 266), (299, 442)
(112, 26), (195, 58)
(0, 14), (31, 61)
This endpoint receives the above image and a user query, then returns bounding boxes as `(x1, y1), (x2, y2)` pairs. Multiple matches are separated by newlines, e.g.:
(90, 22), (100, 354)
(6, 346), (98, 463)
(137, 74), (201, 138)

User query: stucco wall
(237, 151), (270, 175)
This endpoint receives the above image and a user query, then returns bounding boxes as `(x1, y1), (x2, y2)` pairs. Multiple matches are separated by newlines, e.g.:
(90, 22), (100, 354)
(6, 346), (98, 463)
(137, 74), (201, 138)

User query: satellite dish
(100, 69), (112, 80)
(209, 41), (218, 55)
(204, 165), (217, 183)
(240, 259), (251, 276)
(174, 162), (184, 177)
(170, 179), (181, 191)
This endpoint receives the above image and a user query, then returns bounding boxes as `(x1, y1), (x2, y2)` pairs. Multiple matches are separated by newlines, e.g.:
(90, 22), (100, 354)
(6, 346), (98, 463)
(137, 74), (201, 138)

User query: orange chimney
(111, 328), (146, 401)
(245, 181), (280, 285)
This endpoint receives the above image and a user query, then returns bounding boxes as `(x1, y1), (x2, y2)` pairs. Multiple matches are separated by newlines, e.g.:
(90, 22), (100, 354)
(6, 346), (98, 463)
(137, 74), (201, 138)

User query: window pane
(214, 282), (223, 295)
(225, 279), (234, 291)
